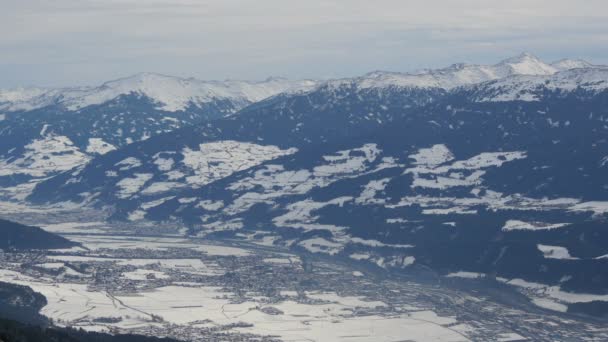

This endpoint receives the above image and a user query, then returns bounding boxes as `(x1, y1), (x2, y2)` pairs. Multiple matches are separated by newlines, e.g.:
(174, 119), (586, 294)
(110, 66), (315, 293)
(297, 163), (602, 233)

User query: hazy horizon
(2, 0), (608, 88)
(2, 52), (606, 90)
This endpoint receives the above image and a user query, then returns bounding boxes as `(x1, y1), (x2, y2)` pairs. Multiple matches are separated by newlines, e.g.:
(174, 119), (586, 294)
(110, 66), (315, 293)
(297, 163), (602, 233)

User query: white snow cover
(298, 237), (344, 255)
(0, 87), (52, 111)
(408, 144), (454, 166)
(446, 272), (486, 279)
(502, 220), (569, 232)
(140, 196), (175, 210)
(85, 138), (116, 155)
(0, 73), (318, 112)
(196, 200), (225, 211)
(153, 153), (175, 171)
(2, 54), (602, 113)
(404, 145), (526, 190)
(122, 269), (169, 280)
(182, 140), (297, 187)
(570, 201), (608, 215)
(349, 237), (413, 249)
(531, 298), (568, 313)
(355, 178), (391, 205)
(0, 135), (90, 177)
(473, 67), (608, 102)
(115, 157), (142, 171)
(551, 58), (595, 71)
(0, 266), (468, 342)
(388, 190), (581, 216)
(537, 244), (579, 260)
(116, 173), (153, 199)
(225, 144), (382, 216)
(273, 197), (353, 233)
(323, 53), (592, 91)
(140, 182), (184, 195)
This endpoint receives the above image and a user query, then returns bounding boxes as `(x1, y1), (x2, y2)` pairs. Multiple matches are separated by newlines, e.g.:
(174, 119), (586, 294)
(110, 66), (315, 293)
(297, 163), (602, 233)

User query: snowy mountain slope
(324, 53), (580, 91)
(0, 53), (599, 187)
(0, 87), (50, 106)
(0, 73), (318, 113)
(0, 53), (600, 115)
(0, 97), (229, 196)
(0, 134), (90, 178)
(464, 67), (608, 102)
(29, 85), (443, 205)
(0, 75), (318, 197)
(551, 58), (595, 71)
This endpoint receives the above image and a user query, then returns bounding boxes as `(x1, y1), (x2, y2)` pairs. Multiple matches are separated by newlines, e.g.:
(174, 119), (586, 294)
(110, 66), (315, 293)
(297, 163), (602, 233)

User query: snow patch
(116, 173), (153, 199)
(86, 138), (116, 155)
(182, 140), (297, 187)
(115, 157), (142, 171)
(0, 135), (90, 177)
(502, 220), (569, 232)
(405, 145), (526, 190)
(197, 200), (225, 211)
(298, 238), (343, 255)
(537, 244), (578, 260)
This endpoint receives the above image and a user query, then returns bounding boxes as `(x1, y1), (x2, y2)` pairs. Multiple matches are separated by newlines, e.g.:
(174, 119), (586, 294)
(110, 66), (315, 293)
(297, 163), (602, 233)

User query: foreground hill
(0, 281), (47, 325)
(0, 318), (182, 342)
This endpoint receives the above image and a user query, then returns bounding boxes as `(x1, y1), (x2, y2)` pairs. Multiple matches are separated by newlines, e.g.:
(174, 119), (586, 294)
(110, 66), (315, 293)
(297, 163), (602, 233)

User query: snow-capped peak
(469, 67), (608, 102)
(63, 73), (319, 112)
(0, 74), (319, 113)
(1, 54), (604, 113)
(495, 52), (557, 76)
(323, 53), (584, 91)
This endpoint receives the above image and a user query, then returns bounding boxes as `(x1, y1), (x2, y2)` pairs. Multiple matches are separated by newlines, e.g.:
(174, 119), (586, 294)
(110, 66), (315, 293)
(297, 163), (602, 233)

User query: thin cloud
(1, 0), (608, 87)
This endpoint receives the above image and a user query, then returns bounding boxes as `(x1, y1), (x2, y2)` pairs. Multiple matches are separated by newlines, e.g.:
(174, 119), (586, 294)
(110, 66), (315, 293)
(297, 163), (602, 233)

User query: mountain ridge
(2, 53), (605, 114)
(0, 73), (318, 113)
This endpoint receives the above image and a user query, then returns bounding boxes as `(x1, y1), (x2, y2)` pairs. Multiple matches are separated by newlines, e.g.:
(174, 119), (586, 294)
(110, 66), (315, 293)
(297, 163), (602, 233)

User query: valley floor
(0, 207), (607, 341)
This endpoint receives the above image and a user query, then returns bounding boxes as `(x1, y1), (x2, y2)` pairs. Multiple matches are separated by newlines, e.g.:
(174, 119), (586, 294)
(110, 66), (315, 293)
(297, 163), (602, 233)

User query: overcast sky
(2, 0), (608, 88)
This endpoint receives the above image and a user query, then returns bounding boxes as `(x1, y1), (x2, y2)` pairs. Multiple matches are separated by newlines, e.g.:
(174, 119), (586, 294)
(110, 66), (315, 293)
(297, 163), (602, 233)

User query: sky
(2, 0), (608, 88)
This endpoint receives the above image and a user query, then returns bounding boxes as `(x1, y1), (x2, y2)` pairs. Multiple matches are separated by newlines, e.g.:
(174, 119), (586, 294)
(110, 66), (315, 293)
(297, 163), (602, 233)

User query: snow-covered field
(0, 266), (471, 341)
(0, 220), (605, 341)
(0, 231), (477, 342)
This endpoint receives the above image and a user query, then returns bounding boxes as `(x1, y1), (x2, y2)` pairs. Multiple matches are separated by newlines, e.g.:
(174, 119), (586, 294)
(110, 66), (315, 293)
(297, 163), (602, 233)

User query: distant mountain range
(0, 73), (318, 113)
(2, 53), (600, 112)
(3, 53), (608, 306)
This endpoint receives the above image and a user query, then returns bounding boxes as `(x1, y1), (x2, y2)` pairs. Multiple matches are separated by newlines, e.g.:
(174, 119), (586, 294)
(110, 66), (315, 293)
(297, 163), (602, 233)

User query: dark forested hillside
(0, 318), (183, 342)
(0, 219), (76, 250)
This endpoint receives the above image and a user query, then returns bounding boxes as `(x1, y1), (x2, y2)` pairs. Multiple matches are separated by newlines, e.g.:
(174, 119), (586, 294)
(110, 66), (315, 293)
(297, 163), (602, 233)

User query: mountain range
(2, 53), (608, 312)
(0, 53), (596, 196)
(0, 74), (317, 198)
